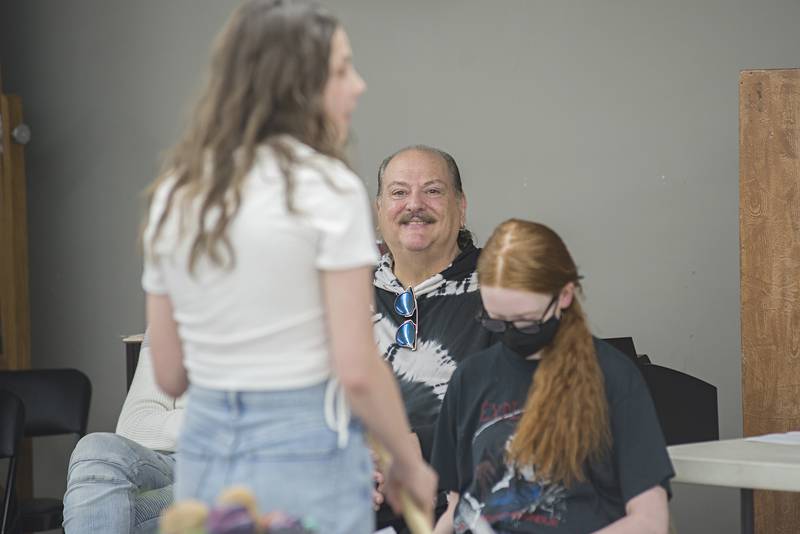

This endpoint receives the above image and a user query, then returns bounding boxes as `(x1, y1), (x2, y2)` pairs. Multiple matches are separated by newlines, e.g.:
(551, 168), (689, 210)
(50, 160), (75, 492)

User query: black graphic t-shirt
(432, 339), (674, 533)
(373, 243), (496, 460)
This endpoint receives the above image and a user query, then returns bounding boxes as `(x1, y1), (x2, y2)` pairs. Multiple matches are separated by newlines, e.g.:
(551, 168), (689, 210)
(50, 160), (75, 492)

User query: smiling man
(372, 145), (495, 531)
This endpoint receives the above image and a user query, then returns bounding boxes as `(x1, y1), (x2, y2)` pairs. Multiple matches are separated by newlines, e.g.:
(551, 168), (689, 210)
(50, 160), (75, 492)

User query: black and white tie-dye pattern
(372, 243), (495, 458)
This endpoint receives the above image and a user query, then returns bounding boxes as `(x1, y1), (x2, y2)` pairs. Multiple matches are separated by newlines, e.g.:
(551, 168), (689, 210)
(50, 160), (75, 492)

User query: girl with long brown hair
(431, 219), (673, 533)
(140, 1), (435, 532)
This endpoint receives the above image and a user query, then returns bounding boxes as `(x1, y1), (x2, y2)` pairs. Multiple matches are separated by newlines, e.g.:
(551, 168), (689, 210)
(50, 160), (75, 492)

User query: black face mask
(502, 314), (561, 358)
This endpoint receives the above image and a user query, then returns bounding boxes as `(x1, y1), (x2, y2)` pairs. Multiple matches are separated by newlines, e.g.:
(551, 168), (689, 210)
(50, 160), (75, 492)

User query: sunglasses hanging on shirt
(394, 287), (418, 350)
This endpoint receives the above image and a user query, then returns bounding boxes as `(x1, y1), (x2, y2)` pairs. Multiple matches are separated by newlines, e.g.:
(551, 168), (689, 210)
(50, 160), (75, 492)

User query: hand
(384, 457), (438, 525)
(371, 433), (421, 511)
(372, 468), (385, 511)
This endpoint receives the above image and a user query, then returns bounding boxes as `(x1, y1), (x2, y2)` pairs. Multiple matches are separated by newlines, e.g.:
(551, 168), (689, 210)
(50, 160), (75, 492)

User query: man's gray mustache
(399, 212), (436, 224)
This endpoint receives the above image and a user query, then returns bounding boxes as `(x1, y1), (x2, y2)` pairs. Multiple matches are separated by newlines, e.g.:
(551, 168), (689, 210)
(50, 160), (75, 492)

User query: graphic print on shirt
(455, 408), (567, 533)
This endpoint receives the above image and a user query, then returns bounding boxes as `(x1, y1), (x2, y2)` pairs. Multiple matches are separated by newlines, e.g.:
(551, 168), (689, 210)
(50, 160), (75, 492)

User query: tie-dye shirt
(372, 243), (496, 459)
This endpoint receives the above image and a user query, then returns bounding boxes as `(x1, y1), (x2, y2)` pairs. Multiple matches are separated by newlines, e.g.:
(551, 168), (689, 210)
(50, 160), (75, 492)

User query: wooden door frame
(0, 65), (34, 502)
(0, 68), (32, 372)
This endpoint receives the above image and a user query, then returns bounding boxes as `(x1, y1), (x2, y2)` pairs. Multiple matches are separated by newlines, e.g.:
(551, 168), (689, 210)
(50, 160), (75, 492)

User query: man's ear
(459, 194), (467, 227)
(373, 200), (382, 234)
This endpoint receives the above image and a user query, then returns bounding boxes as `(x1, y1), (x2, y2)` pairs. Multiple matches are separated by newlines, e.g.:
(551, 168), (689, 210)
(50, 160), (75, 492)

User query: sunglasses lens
(394, 290), (416, 317)
(396, 320), (417, 348)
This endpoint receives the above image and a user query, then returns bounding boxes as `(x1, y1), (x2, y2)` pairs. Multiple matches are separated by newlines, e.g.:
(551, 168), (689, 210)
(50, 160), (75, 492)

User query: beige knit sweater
(115, 332), (186, 452)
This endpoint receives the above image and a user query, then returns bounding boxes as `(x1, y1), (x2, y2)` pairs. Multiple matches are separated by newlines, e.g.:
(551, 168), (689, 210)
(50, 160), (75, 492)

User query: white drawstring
(324, 377), (350, 449)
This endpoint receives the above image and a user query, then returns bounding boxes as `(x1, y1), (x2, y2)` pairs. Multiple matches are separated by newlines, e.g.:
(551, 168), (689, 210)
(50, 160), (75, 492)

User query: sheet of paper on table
(745, 431), (800, 445)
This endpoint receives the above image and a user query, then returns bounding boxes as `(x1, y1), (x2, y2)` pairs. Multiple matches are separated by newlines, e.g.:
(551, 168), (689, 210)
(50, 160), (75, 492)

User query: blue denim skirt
(174, 381), (374, 534)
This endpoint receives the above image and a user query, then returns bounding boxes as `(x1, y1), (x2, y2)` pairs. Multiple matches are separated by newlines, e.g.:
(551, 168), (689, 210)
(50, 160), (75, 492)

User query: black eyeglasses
(477, 294), (558, 334)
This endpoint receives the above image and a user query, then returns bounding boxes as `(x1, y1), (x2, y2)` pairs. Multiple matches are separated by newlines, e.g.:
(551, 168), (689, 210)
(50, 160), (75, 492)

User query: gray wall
(2, 1), (799, 532)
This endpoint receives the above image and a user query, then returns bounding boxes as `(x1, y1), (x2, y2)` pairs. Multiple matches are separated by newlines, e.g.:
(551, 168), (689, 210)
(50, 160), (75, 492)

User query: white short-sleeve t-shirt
(142, 138), (379, 391)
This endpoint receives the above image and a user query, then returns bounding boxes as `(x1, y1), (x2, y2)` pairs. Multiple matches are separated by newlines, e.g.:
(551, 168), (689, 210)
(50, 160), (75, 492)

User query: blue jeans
(62, 433), (176, 534)
(176, 382), (374, 534)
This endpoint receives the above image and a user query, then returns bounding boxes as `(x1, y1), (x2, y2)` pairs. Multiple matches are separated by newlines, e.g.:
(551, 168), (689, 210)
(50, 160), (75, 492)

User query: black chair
(0, 369), (91, 532)
(0, 390), (25, 534)
(638, 363), (719, 445)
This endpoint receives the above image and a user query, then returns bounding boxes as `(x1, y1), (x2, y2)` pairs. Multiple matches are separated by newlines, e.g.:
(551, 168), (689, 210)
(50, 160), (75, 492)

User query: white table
(668, 439), (800, 534)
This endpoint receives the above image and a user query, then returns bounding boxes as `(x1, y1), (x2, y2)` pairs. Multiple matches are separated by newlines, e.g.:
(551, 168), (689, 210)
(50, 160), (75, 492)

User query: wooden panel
(0, 82), (33, 500)
(0, 93), (31, 371)
(741, 68), (800, 534)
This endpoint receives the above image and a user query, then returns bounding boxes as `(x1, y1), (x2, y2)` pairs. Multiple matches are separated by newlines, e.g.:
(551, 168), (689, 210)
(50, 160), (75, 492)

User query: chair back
(0, 390), (25, 534)
(0, 369), (91, 438)
(0, 391), (25, 458)
(0, 370), (91, 532)
(639, 363), (719, 445)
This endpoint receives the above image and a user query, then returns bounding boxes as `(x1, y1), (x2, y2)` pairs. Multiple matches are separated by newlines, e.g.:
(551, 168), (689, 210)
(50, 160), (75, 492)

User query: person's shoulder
(143, 175), (184, 251)
(255, 136), (365, 192)
(593, 337), (639, 370)
(150, 174), (176, 196)
(455, 342), (505, 379)
(592, 337), (647, 398)
(292, 143), (363, 191)
(148, 174), (180, 211)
